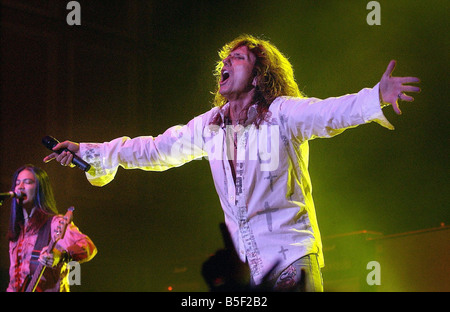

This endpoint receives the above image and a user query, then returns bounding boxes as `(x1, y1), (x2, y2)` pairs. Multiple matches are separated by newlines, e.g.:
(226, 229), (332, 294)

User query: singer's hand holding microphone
(42, 136), (90, 172)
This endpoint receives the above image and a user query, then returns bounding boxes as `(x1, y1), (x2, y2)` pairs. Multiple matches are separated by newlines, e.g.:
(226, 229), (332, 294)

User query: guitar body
(19, 274), (44, 292)
(18, 275), (30, 292)
(20, 207), (74, 292)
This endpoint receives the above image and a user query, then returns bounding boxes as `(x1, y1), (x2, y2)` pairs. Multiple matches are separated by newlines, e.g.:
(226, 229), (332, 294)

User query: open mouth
(220, 70), (230, 84)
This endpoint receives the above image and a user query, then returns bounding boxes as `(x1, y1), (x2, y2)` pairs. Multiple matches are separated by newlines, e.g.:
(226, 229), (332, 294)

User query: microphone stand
(0, 195), (21, 206)
(0, 197), (8, 206)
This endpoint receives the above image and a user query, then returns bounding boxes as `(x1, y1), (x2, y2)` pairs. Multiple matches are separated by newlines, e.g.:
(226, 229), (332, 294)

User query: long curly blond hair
(212, 34), (304, 126)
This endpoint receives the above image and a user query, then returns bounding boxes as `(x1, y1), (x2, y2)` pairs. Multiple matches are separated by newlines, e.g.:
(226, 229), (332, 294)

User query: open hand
(379, 60), (421, 115)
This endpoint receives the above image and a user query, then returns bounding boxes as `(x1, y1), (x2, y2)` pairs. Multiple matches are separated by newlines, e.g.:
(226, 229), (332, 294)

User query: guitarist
(6, 165), (97, 292)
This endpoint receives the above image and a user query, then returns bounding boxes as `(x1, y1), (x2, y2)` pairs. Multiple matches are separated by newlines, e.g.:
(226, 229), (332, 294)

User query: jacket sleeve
(79, 113), (209, 187)
(279, 83), (394, 141)
(53, 216), (97, 263)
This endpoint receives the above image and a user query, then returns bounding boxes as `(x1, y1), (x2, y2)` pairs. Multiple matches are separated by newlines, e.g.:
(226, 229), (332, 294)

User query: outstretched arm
(379, 60), (421, 115)
(42, 113), (211, 186)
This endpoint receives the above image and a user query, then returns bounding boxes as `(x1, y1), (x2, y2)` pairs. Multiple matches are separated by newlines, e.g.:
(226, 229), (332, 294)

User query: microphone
(0, 191), (26, 200)
(42, 136), (91, 172)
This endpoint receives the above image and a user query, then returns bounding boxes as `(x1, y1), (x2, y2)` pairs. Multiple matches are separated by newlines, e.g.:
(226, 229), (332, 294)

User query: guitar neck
(25, 238), (56, 292)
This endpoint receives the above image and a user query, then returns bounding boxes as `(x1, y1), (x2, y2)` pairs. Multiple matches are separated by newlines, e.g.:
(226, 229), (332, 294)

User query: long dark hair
(8, 165), (58, 242)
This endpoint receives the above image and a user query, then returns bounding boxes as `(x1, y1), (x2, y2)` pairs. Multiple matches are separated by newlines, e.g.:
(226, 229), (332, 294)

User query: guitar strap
(29, 217), (53, 275)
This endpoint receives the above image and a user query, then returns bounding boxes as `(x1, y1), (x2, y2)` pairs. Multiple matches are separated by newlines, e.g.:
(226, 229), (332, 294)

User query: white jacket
(79, 83), (393, 284)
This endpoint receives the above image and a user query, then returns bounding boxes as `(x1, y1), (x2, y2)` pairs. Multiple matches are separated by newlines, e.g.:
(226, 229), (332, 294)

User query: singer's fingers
(38, 254), (54, 267)
(54, 140), (80, 153)
(38, 248), (49, 264)
(38, 257), (46, 266)
(383, 60), (396, 78)
(63, 152), (76, 167)
(43, 152), (58, 163)
(56, 151), (74, 166)
(63, 153), (74, 167)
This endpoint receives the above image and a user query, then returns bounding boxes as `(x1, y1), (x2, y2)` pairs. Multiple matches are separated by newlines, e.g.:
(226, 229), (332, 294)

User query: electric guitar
(21, 207), (74, 292)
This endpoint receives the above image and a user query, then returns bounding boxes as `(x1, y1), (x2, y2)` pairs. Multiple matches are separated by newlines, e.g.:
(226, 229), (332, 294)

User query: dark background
(0, 0), (448, 291)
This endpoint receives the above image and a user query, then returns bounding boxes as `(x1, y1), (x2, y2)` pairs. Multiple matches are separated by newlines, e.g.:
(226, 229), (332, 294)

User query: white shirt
(79, 83), (393, 284)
